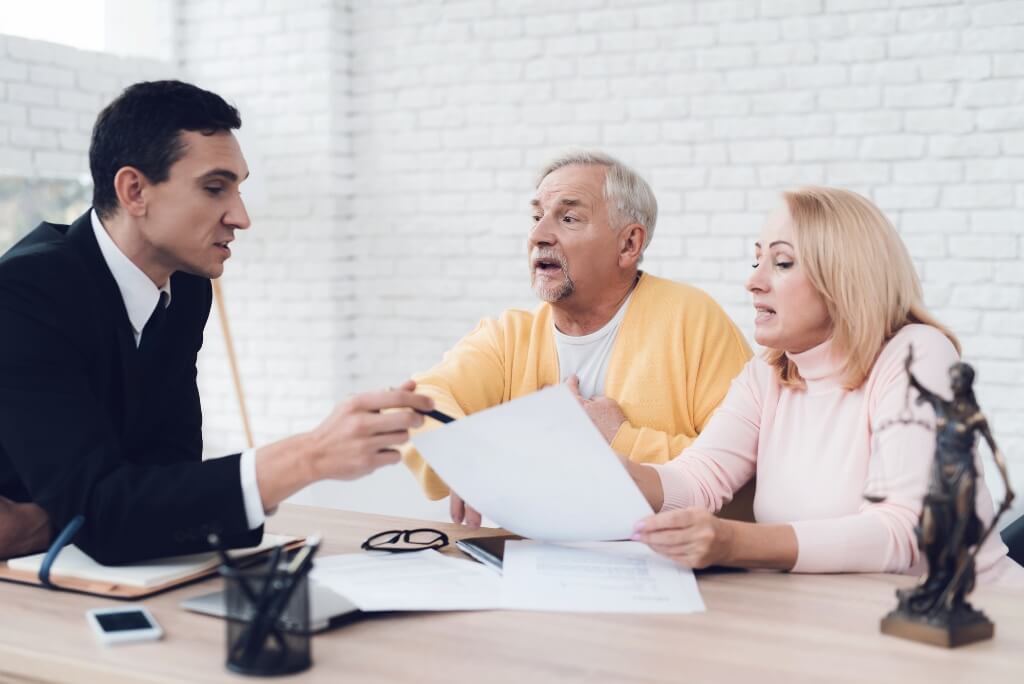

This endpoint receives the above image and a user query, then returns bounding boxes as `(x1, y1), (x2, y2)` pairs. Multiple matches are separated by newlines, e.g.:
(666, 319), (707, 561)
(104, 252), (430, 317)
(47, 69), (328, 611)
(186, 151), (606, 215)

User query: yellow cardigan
(402, 273), (752, 500)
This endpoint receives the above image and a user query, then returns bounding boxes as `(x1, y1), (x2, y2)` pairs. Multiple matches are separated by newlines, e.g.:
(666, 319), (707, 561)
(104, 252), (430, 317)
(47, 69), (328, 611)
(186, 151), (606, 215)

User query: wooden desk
(1, 504), (1022, 683)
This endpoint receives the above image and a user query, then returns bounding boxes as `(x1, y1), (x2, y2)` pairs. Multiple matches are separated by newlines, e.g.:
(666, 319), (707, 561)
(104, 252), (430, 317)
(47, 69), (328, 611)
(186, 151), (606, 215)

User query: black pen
(244, 535), (322, 663)
(209, 533), (259, 604)
(239, 540), (302, 666)
(211, 533), (287, 664)
(265, 543), (284, 574)
(416, 408), (455, 424)
(208, 533), (235, 569)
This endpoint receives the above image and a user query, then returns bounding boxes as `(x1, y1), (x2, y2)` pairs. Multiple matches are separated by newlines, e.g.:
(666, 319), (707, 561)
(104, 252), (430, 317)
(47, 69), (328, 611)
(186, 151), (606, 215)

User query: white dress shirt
(90, 210), (265, 530)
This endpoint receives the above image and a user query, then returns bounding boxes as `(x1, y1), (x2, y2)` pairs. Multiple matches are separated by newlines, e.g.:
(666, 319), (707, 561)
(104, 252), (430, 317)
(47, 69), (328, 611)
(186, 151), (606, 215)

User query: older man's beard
(530, 249), (575, 302)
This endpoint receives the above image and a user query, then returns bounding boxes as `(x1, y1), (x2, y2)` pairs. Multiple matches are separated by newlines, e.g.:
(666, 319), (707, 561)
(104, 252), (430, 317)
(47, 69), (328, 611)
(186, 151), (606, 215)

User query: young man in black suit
(0, 80), (432, 564)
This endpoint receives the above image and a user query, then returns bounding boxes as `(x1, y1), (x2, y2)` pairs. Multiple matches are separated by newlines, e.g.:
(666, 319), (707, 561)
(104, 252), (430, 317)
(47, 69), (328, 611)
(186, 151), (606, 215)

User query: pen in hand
(416, 408), (455, 424)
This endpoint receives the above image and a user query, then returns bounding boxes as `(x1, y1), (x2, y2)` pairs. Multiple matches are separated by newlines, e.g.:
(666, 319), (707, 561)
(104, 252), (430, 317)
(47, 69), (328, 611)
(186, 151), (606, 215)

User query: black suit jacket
(0, 211), (261, 564)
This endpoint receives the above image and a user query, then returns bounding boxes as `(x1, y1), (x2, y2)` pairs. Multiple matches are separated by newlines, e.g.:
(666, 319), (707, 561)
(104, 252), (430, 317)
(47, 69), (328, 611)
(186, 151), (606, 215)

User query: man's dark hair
(89, 80), (241, 220)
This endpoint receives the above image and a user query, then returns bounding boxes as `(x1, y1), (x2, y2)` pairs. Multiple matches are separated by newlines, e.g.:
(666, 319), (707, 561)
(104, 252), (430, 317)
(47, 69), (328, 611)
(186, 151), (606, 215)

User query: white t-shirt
(553, 291), (634, 399)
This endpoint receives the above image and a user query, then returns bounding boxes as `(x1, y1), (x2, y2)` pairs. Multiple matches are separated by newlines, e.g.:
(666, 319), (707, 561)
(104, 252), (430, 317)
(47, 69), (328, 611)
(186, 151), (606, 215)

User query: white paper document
(309, 551), (502, 612)
(501, 541), (705, 614)
(411, 385), (653, 541)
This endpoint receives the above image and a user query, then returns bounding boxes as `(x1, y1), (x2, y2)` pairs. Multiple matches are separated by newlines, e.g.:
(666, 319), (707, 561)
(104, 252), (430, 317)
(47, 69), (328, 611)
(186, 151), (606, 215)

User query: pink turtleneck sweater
(651, 324), (1020, 580)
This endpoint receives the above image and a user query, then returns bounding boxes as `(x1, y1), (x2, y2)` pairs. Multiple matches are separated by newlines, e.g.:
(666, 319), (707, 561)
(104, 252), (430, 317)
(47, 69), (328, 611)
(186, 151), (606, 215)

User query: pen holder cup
(221, 565), (312, 676)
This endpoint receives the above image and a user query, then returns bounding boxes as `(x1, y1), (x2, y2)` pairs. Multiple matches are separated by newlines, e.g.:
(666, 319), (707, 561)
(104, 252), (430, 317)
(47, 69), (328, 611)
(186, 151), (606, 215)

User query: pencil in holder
(221, 564), (312, 676)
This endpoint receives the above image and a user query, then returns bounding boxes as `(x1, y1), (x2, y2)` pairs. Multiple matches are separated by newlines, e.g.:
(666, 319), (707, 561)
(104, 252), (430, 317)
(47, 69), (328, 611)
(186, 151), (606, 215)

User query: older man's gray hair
(536, 150), (658, 255)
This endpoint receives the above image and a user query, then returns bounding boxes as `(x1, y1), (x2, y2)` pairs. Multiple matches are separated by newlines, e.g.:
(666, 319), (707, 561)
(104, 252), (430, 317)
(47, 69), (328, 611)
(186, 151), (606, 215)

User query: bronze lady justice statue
(880, 348), (1016, 647)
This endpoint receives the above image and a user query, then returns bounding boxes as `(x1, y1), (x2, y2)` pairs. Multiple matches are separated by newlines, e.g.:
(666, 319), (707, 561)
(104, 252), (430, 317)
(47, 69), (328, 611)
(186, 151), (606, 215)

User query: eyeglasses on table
(360, 528), (450, 553)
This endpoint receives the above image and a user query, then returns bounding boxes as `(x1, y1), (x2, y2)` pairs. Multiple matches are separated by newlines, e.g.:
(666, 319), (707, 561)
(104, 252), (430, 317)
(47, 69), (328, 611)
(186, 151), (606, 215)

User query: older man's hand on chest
(566, 375), (627, 444)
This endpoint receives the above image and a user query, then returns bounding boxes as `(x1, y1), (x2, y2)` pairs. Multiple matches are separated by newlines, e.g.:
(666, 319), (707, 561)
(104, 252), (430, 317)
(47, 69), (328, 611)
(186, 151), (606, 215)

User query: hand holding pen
(299, 380), (434, 483)
(416, 408), (455, 424)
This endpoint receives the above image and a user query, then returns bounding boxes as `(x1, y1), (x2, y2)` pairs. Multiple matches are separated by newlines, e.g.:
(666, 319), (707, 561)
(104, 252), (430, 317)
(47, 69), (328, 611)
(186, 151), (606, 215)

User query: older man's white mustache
(530, 249), (568, 272)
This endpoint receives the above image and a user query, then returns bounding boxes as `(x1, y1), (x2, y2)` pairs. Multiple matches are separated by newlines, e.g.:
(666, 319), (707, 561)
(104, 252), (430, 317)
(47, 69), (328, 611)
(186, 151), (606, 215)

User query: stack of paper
(501, 540), (705, 614)
(315, 386), (704, 615)
(311, 543), (705, 615)
(311, 551), (502, 611)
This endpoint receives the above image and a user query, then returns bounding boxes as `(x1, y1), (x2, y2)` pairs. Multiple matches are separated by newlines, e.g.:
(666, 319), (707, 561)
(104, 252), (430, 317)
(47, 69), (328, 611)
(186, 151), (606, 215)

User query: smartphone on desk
(86, 606), (164, 645)
(454, 534), (522, 572)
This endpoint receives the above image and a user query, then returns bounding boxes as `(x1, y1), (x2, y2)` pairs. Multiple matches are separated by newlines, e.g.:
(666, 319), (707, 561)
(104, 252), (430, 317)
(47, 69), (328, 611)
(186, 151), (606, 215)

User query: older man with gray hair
(402, 150), (751, 526)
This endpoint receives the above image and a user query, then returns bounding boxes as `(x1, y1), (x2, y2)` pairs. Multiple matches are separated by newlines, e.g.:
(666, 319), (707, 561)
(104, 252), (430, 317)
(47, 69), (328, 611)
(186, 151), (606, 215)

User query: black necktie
(139, 291), (169, 357)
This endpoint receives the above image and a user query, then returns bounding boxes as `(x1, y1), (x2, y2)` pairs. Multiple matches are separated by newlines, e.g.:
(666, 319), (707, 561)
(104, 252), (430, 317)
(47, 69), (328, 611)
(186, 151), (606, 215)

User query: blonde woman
(627, 187), (1021, 580)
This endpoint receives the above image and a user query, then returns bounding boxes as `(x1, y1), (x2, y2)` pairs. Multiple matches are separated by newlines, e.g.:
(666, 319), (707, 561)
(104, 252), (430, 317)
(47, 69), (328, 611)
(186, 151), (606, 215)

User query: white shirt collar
(90, 209), (172, 344)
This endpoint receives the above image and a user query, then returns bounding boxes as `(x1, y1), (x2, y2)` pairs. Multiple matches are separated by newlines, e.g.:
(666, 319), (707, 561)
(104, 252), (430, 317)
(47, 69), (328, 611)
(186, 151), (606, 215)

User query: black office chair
(1000, 514), (1024, 566)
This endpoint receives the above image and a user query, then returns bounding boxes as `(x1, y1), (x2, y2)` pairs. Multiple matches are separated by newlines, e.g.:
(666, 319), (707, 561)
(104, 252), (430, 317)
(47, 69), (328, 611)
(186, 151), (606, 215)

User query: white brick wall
(0, 35), (170, 179)
(341, 0), (1024, 517)
(176, 0), (348, 460)
(2, 0), (1023, 523)
(174, 0), (446, 519)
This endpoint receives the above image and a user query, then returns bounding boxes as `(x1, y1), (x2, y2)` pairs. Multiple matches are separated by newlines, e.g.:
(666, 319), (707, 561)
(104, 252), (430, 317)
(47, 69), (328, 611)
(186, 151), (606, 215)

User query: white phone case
(86, 606), (164, 645)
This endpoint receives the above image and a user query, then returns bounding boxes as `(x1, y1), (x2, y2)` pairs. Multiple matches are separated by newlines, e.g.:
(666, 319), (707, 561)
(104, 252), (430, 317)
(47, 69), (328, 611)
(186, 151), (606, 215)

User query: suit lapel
(66, 210), (141, 437)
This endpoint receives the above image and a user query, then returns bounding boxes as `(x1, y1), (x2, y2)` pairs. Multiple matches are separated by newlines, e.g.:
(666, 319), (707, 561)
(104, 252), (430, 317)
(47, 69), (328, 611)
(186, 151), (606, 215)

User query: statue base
(880, 606), (994, 648)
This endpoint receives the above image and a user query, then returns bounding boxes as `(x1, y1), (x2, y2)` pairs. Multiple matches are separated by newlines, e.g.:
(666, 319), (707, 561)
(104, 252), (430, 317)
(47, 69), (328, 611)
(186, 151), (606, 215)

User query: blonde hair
(766, 186), (960, 390)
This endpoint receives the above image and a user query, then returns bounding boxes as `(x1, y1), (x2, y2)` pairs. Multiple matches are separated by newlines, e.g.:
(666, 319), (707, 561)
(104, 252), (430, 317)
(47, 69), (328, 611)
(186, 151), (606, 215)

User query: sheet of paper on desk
(411, 384), (653, 541)
(310, 551), (502, 611)
(500, 541), (705, 614)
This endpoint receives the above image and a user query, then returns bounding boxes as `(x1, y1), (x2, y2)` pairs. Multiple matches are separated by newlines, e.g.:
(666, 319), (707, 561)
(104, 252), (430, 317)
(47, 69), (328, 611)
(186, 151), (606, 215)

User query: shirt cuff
(239, 448), (266, 530)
